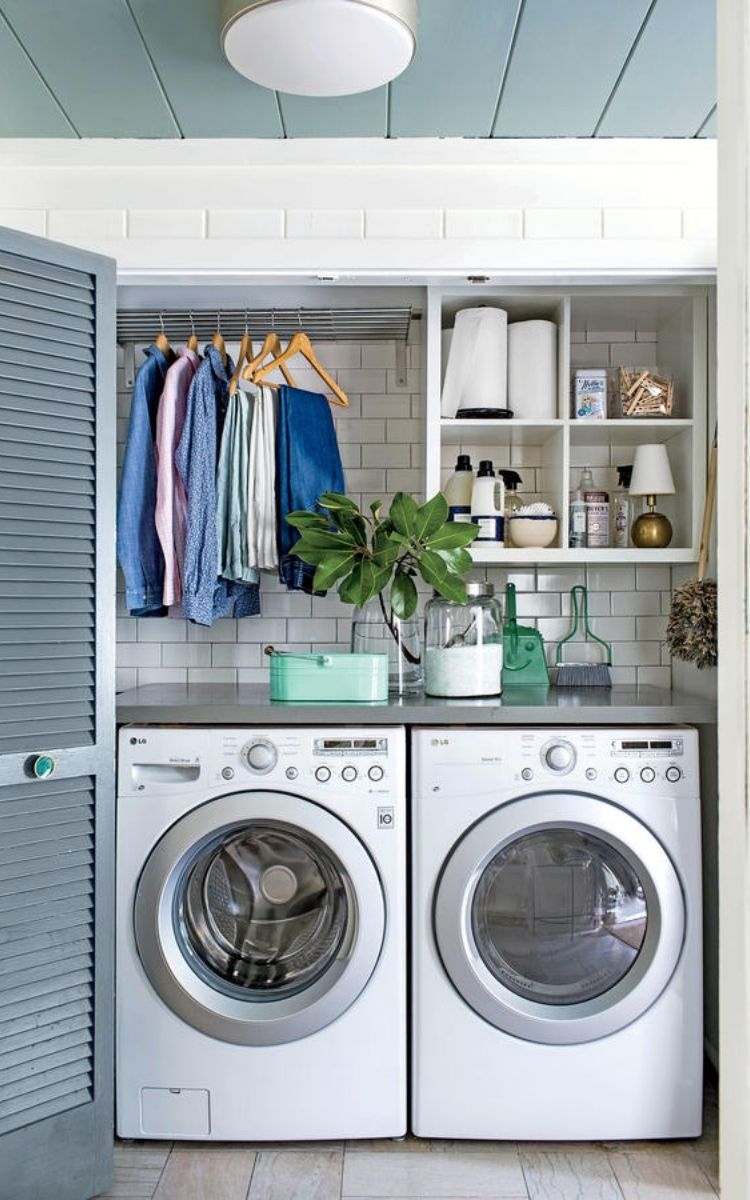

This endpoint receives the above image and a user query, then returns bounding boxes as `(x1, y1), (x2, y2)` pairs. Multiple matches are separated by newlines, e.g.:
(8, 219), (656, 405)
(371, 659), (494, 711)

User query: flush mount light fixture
(221, 0), (417, 97)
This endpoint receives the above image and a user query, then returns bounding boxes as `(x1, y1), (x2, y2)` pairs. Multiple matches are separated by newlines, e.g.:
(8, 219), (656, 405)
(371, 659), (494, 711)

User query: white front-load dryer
(117, 726), (406, 1141)
(412, 727), (702, 1141)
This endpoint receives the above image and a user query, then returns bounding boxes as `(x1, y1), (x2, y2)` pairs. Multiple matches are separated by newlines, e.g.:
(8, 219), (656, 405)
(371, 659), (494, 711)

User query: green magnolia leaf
(289, 543), (328, 566)
(331, 508), (368, 545)
(285, 510), (329, 532)
(390, 571), (418, 620)
(425, 520), (480, 551)
(370, 499), (383, 521)
(418, 549), (469, 604)
(390, 491), (419, 538)
(296, 528), (358, 552)
(413, 492), (449, 542)
(434, 546), (473, 575)
(312, 552), (359, 592)
(387, 530), (411, 549)
(318, 492), (359, 512)
(338, 569), (363, 607)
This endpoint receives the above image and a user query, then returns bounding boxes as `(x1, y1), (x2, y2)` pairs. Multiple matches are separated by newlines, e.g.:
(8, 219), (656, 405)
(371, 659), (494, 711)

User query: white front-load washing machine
(412, 727), (702, 1141)
(117, 725), (406, 1141)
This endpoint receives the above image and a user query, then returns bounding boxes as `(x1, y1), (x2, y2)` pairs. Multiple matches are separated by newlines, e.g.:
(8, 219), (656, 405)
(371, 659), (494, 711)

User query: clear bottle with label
(569, 465), (594, 549)
(612, 464), (633, 548)
(443, 454), (474, 523)
(471, 461), (505, 544)
(500, 470), (523, 546)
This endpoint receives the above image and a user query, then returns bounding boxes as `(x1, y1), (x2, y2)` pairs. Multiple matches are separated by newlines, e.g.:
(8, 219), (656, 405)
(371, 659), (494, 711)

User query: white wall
(0, 139), (716, 278)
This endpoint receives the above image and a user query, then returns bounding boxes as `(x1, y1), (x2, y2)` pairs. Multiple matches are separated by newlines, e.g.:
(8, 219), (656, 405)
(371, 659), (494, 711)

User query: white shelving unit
(426, 285), (709, 565)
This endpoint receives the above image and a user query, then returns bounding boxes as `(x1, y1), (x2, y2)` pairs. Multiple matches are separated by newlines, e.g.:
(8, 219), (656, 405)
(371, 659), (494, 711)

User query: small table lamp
(629, 443), (676, 548)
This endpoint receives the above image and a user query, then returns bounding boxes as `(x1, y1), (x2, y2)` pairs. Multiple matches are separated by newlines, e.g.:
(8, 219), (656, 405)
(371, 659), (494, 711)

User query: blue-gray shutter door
(0, 226), (116, 1200)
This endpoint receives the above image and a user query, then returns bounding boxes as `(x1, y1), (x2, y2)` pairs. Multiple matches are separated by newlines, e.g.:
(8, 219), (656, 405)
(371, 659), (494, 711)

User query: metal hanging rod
(116, 306), (415, 344)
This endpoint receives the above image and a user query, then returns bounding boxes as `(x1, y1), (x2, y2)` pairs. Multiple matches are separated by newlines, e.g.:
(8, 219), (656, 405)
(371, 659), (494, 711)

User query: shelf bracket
(395, 343), (408, 387)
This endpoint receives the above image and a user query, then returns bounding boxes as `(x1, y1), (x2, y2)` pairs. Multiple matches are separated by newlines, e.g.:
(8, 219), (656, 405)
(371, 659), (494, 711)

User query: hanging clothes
(117, 342), (172, 616)
(247, 384), (278, 571)
(175, 345), (260, 626)
(216, 388), (258, 585)
(276, 385), (346, 593)
(155, 346), (200, 607)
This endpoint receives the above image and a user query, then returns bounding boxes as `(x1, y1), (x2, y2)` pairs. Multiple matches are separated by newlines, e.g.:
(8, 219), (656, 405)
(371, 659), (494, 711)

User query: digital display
(650, 741), (672, 750)
(353, 739), (378, 749)
(314, 737), (388, 755)
(621, 741), (649, 750)
(323, 739), (352, 749)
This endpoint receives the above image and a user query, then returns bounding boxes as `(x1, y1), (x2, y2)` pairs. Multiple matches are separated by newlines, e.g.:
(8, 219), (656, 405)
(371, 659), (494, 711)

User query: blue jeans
(276, 387), (345, 592)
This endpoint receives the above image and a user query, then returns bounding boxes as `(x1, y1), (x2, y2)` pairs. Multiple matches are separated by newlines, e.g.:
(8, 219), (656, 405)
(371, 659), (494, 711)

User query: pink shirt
(155, 348), (200, 606)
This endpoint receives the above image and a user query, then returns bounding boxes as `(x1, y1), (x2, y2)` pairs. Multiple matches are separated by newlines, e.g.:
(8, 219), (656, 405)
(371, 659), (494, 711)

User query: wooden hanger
(229, 332), (253, 395)
(187, 311), (198, 353)
(212, 312), (227, 366)
(253, 331), (349, 407)
(155, 313), (170, 357)
(242, 331), (297, 388)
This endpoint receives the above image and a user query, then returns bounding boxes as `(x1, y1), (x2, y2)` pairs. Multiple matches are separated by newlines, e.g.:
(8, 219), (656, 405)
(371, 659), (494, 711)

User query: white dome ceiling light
(221, 0), (417, 97)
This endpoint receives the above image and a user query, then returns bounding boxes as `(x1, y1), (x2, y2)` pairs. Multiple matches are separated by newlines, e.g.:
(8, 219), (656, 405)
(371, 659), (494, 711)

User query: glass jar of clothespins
(617, 366), (675, 418)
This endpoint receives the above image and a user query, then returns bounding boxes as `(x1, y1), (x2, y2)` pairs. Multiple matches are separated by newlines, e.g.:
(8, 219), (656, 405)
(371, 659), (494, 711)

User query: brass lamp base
(631, 495), (673, 548)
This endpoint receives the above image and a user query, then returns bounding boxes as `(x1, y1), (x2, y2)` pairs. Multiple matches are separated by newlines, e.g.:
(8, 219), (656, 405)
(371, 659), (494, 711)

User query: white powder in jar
(425, 643), (503, 697)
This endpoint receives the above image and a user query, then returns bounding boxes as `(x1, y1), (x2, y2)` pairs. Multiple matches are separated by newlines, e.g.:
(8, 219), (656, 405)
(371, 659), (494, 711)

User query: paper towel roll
(441, 307), (508, 417)
(441, 329), (453, 385)
(507, 320), (557, 419)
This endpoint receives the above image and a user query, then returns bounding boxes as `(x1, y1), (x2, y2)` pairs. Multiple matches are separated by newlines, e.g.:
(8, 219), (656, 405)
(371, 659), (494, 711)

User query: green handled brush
(555, 585), (612, 687)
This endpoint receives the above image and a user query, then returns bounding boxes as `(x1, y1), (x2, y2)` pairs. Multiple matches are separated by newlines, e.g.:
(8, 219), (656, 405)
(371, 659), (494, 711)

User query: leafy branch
(285, 491), (479, 620)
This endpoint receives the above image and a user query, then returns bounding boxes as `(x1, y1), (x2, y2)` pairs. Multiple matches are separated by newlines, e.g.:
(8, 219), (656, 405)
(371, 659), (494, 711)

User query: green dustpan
(502, 583), (550, 688)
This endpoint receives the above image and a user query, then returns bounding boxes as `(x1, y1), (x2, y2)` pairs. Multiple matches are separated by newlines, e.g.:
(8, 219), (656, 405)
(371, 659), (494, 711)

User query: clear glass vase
(350, 595), (424, 696)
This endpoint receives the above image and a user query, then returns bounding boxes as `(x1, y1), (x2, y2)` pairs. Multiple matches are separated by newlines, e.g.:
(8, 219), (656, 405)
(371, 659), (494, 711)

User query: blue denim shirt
(176, 346), (260, 625)
(117, 343), (170, 616)
(277, 386), (345, 592)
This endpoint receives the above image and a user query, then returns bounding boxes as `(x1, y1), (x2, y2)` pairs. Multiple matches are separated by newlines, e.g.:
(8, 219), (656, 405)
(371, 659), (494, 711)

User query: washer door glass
(180, 823), (349, 999)
(471, 829), (647, 1005)
(134, 791), (386, 1046)
(433, 793), (685, 1045)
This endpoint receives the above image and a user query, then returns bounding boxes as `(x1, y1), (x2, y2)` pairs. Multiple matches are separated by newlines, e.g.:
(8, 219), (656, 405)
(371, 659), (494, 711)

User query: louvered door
(0, 227), (115, 1200)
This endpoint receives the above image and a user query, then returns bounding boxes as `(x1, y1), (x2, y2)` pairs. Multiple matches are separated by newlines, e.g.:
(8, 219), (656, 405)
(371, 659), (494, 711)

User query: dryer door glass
(179, 822), (349, 999)
(471, 829), (647, 1005)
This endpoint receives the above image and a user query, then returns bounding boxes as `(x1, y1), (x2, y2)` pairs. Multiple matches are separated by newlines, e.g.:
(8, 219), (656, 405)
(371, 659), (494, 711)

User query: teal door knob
(31, 754), (55, 780)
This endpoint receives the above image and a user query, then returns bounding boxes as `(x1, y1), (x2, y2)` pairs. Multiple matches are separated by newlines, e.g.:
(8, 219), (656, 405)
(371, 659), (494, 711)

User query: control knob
(614, 767), (630, 784)
(243, 739), (278, 774)
(665, 765), (682, 783)
(640, 766), (656, 783)
(543, 741), (575, 774)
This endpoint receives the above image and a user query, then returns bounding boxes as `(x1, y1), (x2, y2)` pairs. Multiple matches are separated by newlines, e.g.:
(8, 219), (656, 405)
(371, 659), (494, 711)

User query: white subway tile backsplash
(207, 209), (283, 239)
(118, 643), (162, 668)
(362, 443), (410, 468)
(638, 666), (672, 688)
(162, 643), (212, 668)
(445, 209), (522, 240)
(137, 618), (186, 642)
(603, 208), (681, 239)
(611, 591), (662, 616)
(0, 208), (45, 235)
(212, 644), (263, 668)
(48, 209), (125, 242)
(186, 668), (237, 683)
(286, 209), (363, 239)
(683, 208), (715, 240)
(237, 619), (288, 644)
(587, 565), (636, 592)
(129, 209), (204, 239)
(287, 619), (338, 644)
(137, 668), (187, 685)
(611, 641), (661, 667)
(637, 565), (671, 590)
(366, 209), (442, 239)
(525, 209), (601, 239)
(636, 615), (668, 641)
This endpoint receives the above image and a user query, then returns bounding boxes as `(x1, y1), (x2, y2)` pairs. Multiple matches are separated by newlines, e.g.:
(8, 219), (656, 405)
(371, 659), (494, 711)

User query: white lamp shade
(629, 443), (676, 496)
(221, 0), (417, 97)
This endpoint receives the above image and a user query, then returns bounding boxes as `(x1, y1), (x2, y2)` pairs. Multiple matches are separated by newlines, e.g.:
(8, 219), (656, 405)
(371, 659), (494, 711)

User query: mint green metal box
(268, 651), (389, 703)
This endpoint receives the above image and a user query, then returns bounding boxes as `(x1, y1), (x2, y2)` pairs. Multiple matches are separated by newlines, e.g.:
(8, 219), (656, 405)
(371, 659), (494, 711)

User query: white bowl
(509, 515), (558, 548)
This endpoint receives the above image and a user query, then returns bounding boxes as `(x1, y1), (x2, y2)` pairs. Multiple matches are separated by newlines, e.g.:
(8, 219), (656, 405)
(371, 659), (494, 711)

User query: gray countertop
(116, 683), (716, 726)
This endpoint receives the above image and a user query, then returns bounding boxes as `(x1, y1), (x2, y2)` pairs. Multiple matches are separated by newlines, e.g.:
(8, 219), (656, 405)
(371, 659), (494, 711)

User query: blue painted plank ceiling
(0, 0), (716, 138)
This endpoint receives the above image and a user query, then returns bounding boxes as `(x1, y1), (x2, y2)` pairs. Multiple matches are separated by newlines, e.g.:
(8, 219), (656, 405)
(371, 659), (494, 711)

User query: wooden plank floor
(99, 1084), (718, 1199)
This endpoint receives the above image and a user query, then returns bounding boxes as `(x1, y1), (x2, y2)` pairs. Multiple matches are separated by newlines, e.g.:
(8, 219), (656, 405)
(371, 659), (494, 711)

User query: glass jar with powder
(424, 583), (503, 698)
